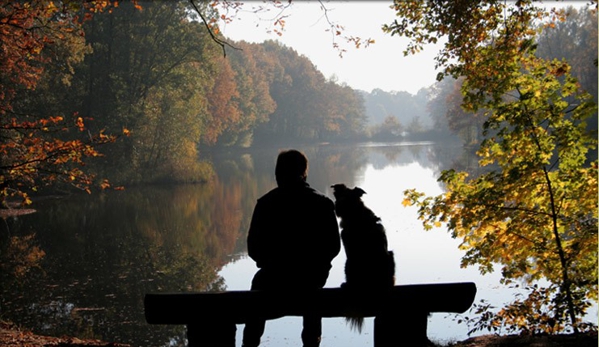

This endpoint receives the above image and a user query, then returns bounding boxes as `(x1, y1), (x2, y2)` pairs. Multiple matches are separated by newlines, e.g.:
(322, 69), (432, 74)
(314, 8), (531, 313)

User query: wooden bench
(144, 282), (476, 347)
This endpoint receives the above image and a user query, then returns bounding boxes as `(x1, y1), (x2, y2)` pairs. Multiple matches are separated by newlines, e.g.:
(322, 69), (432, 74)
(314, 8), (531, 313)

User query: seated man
(242, 149), (341, 347)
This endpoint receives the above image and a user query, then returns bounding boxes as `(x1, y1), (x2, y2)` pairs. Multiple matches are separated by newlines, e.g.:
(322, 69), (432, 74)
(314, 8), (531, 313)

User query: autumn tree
(189, 2), (371, 146)
(272, 42), (329, 141)
(406, 53), (598, 333)
(423, 5), (596, 148)
(202, 56), (241, 145)
(0, 1), (124, 207)
(222, 42), (277, 147)
(74, 1), (223, 183)
(320, 80), (367, 141)
(390, 0), (598, 333)
(370, 115), (403, 141)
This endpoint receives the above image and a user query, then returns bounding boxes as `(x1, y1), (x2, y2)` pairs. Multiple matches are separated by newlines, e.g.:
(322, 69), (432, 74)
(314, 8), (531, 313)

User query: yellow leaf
(402, 198), (412, 207)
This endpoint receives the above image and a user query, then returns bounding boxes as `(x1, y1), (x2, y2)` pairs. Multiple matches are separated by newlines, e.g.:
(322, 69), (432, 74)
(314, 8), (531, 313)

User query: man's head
(275, 149), (308, 187)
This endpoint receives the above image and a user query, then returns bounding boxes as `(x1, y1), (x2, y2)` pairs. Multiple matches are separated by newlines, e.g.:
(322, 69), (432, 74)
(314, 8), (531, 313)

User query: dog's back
(331, 184), (395, 290)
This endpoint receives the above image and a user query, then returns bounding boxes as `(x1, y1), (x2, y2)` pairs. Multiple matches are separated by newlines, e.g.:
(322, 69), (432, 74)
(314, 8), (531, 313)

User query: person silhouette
(242, 149), (341, 347)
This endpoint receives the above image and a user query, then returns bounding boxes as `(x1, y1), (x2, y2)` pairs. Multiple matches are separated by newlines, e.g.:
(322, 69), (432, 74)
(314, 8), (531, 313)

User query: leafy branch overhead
(384, 0), (597, 81)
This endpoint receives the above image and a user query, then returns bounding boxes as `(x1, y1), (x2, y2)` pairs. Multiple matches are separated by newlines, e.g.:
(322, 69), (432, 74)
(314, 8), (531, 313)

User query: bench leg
(374, 311), (429, 347)
(187, 321), (236, 347)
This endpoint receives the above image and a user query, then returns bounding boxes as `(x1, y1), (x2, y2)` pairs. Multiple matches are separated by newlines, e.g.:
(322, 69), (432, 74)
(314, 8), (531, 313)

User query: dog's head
(331, 183), (366, 200)
(331, 183), (366, 218)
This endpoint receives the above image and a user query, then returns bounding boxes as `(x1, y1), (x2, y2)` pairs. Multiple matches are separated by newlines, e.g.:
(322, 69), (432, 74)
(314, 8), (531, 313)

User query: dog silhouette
(331, 183), (395, 332)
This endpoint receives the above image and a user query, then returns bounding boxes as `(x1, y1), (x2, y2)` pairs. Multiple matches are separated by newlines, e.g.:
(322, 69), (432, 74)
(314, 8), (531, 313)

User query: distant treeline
(12, 1), (597, 185)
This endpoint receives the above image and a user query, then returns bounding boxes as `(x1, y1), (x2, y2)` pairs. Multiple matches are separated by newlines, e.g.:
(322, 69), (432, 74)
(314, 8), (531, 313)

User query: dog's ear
(353, 187), (366, 198)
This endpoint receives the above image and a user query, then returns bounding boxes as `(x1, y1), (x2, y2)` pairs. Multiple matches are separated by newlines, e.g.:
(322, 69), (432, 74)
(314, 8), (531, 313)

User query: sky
(217, 1), (444, 95)
(215, 1), (589, 96)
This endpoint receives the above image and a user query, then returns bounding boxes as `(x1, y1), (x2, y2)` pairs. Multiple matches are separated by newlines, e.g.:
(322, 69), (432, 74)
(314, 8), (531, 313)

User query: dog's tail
(345, 316), (365, 333)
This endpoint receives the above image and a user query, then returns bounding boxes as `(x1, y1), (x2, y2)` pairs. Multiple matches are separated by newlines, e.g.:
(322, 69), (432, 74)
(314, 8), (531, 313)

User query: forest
(0, 1), (596, 201)
(1, 1), (367, 197)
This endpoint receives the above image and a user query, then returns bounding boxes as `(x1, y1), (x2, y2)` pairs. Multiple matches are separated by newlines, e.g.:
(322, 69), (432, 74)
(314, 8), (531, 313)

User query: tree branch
(189, 0), (240, 57)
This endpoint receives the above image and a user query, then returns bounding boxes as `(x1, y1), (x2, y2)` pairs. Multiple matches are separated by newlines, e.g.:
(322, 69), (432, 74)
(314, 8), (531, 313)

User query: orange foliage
(1, 115), (118, 198)
(204, 59), (241, 144)
(0, 1), (124, 206)
(2, 234), (46, 278)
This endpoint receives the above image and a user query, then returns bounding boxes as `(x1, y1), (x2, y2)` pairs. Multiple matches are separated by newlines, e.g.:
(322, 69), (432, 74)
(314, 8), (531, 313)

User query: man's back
(247, 181), (340, 284)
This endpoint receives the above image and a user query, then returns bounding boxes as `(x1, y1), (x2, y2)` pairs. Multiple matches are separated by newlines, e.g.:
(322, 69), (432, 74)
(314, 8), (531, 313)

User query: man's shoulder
(305, 186), (332, 200)
(301, 186), (336, 209)
(257, 187), (280, 201)
(258, 185), (333, 205)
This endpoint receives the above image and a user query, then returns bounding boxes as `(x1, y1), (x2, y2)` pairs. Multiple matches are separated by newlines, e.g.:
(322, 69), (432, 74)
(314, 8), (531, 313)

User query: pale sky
(217, 1), (444, 95)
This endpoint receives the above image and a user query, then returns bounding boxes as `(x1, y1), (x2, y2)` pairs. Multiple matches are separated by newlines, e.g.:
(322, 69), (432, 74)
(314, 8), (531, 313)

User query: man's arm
(322, 199), (341, 262)
(247, 201), (266, 266)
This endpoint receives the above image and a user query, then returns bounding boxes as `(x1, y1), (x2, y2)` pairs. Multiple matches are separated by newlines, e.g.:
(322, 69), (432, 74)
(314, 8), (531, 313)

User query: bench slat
(145, 282), (476, 325)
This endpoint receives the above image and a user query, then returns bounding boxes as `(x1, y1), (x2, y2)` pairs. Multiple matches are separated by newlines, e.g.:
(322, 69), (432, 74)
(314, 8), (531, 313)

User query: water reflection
(1, 185), (235, 345)
(1, 142), (472, 347)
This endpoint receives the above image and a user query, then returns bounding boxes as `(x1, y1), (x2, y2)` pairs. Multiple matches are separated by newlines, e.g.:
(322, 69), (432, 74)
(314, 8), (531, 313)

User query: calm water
(1, 143), (594, 346)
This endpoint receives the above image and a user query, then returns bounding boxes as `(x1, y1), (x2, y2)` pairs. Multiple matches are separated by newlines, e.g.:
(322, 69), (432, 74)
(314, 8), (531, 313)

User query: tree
(253, 41), (329, 144)
(320, 81), (367, 141)
(426, 77), (456, 136)
(405, 54), (597, 333)
(535, 6), (598, 133)
(442, 78), (486, 146)
(223, 41), (277, 147)
(370, 115), (403, 141)
(0, 1), (124, 207)
(77, 1), (220, 183)
(203, 56), (241, 145)
(390, 0), (598, 333)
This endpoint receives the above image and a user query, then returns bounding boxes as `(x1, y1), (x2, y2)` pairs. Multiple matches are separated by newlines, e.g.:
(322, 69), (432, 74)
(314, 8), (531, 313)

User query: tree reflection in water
(0, 143), (465, 346)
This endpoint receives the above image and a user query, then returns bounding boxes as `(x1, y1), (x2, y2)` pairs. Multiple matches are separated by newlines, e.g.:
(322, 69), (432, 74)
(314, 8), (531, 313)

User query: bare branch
(188, 0), (240, 57)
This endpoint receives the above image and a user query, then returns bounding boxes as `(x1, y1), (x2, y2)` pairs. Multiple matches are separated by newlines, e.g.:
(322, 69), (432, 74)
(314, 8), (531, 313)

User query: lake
(1, 142), (594, 346)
